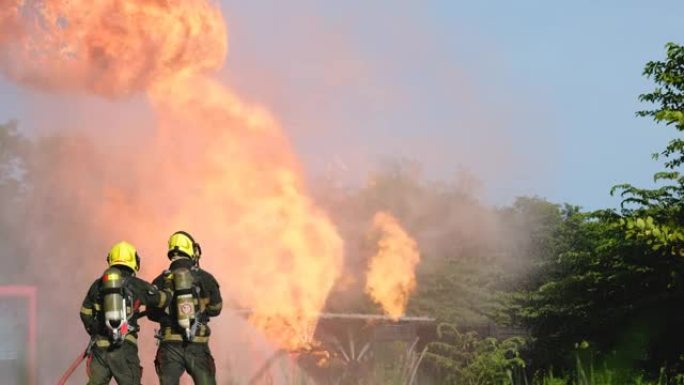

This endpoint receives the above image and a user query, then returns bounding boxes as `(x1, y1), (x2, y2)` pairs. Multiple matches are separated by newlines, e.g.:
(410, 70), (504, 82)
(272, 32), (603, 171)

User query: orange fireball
(1, 0), (343, 352)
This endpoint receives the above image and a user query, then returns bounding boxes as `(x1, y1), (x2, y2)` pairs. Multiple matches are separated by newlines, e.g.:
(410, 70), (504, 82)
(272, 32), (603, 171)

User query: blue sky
(219, 1), (684, 209)
(1, 1), (683, 210)
(437, 1), (684, 208)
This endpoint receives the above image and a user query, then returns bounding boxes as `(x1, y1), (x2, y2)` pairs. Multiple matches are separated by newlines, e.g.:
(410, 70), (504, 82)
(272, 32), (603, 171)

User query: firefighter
(148, 231), (223, 385)
(80, 241), (171, 385)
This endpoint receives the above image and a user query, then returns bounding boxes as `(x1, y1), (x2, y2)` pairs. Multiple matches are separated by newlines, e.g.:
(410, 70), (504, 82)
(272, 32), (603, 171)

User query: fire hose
(58, 311), (146, 384)
(57, 338), (95, 385)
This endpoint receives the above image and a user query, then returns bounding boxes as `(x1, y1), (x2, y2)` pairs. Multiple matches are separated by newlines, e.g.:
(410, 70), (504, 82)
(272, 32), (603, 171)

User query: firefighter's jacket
(148, 258), (222, 343)
(80, 267), (170, 347)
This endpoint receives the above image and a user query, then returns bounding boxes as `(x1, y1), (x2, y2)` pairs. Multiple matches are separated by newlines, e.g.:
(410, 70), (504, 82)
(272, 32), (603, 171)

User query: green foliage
(529, 354), (684, 385)
(515, 43), (684, 379)
(409, 254), (505, 326)
(423, 323), (526, 385)
(407, 196), (564, 328)
(621, 215), (684, 255)
(368, 340), (426, 385)
(520, 187), (684, 376)
(638, 43), (684, 131)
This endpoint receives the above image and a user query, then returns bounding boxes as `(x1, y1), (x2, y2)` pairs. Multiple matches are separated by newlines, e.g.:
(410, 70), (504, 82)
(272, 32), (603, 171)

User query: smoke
(0, 1), (554, 384)
(0, 0), (346, 383)
(220, 1), (554, 202)
(314, 162), (550, 329)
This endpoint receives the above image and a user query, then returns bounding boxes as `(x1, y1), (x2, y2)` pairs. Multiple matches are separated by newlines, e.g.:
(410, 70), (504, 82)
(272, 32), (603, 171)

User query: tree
(423, 323), (526, 385)
(518, 43), (684, 377)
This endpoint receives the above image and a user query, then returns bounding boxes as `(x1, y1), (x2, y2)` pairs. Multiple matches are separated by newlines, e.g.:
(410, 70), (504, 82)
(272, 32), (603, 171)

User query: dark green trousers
(155, 342), (216, 385)
(87, 342), (141, 385)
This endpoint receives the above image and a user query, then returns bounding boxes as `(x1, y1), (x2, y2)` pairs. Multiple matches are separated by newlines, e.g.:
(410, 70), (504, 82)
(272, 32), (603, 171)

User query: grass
(233, 345), (684, 385)
(527, 356), (684, 385)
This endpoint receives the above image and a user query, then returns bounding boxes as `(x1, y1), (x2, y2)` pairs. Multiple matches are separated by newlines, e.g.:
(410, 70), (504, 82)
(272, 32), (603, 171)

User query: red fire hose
(57, 340), (95, 385)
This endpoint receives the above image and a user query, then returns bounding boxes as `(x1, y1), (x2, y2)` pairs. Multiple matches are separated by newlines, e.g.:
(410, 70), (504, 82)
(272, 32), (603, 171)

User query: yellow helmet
(107, 241), (140, 271)
(168, 231), (201, 261)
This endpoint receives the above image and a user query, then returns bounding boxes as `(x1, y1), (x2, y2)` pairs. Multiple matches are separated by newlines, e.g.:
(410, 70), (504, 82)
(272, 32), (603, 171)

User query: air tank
(102, 267), (126, 341)
(173, 268), (196, 339)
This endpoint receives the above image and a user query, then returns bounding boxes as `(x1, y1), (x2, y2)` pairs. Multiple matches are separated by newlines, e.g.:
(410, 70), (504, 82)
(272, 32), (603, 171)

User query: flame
(0, 0), (226, 95)
(365, 212), (421, 320)
(148, 74), (343, 349)
(1, 0), (343, 351)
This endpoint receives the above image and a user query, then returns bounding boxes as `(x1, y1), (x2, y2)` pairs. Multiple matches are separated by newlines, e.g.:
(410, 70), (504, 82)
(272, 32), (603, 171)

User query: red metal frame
(0, 285), (37, 385)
